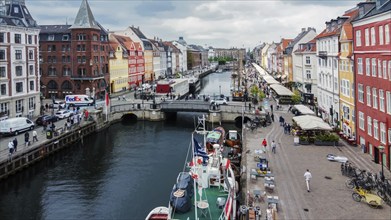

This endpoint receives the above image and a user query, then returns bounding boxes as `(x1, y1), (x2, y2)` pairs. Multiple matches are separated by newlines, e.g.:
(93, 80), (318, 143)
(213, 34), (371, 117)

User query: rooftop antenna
(65, 17), (68, 25)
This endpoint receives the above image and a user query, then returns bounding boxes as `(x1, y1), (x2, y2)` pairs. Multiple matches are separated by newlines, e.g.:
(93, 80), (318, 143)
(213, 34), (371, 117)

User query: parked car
(327, 154), (348, 163)
(0, 117), (35, 136)
(35, 115), (59, 126)
(49, 101), (66, 109)
(55, 110), (74, 119)
(210, 98), (228, 105)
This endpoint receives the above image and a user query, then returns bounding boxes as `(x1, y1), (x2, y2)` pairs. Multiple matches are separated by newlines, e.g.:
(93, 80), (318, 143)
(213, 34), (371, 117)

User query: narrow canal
(0, 71), (236, 219)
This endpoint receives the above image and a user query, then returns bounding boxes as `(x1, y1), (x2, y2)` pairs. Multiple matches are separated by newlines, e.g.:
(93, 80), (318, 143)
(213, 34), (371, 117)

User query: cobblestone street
(242, 101), (391, 219)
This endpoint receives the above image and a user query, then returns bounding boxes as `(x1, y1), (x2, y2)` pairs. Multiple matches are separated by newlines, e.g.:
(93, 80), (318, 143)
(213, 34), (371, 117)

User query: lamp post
(219, 85), (221, 97)
(379, 145), (385, 181)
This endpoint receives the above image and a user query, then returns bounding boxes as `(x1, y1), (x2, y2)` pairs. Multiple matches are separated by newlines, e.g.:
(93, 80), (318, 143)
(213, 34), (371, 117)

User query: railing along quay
(0, 122), (96, 180)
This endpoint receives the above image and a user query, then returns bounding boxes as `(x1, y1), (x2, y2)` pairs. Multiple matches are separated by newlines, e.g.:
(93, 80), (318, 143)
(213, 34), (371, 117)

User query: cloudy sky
(28, 0), (361, 49)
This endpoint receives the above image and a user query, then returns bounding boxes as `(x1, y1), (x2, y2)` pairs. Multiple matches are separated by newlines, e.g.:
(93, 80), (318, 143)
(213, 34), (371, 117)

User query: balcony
(318, 51), (327, 58)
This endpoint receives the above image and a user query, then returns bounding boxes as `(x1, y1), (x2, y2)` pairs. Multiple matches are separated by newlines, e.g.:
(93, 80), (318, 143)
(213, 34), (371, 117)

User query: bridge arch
(234, 116), (252, 128)
(121, 113), (138, 122)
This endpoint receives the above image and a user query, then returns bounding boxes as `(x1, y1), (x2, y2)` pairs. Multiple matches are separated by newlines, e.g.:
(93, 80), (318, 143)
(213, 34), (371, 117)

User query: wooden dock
(0, 122), (96, 180)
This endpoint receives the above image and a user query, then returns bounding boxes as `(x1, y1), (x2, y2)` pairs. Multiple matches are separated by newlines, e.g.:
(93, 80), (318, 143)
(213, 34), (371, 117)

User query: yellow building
(338, 15), (357, 138)
(144, 50), (154, 82)
(109, 34), (129, 93)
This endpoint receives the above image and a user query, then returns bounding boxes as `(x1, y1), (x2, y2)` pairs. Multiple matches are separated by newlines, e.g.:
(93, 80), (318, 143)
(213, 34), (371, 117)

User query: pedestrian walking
(12, 138), (18, 152)
(271, 140), (276, 154)
(304, 169), (312, 192)
(271, 113), (274, 122)
(270, 104), (273, 112)
(8, 140), (14, 161)
(33, 130), (38, 142)
(122, 95), (126, 101)
(42, 120), (48, 134)
(249, 103), (252, 110)
(287, 104), (292, 112)
(24, 132), (30, 147)
(262, 138), (267, 152)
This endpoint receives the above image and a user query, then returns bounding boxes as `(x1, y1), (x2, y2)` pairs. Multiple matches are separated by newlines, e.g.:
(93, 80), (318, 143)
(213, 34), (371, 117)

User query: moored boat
(145, 206), (169, 220)
(205, 127), (225, 153)
(225, 130), (242, 150)
(146, 116), (237, 220)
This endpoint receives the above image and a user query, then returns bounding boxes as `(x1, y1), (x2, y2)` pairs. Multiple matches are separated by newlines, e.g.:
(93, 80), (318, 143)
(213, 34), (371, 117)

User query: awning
(293, 115), (332, 131)
(269, 84), (294, 96)
(293, 104), (315, 115)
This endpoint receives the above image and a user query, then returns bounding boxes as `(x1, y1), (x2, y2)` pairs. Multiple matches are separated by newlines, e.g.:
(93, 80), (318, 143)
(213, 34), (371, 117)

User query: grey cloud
(134, 1), (176, 16)
(280, 0), (361, 7)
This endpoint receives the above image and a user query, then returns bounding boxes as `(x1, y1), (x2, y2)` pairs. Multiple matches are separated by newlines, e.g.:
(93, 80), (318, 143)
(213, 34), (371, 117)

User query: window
(365, 28), (369, 46)
(15, 82), (23, 93)
(92, 35), (98, 41)
(383, 60), (388, 79)
(367, 86), (371, 106)
(359, 111), (365, 130)
(0, 66), (5, 78)
(343, 105), (350, 120)
(385, 24), (390, 44)
(389, 61), (391, 80)
(0, 84), (6, 95)
(15, 99), (22, 113)
(379, 26), (384, 45)
(367, 116), (372, 136)
(356, 30), (362, 46)
(371, 58), (377, 77)
(62, 35), (69, 41)
(15, 50), (22, 60)
(48, 35), (54, 41)
(306, 56), (310, 64)
(373, 119), (379, 140)
(28, 97), (35, 110)
(15, 66), (22, 76)
(28, 35), (32, 44)
(14, 34), (21, 43)
(379, 90), (385, 112)
(28, 50), (34, 60)
(358, 84), (364, 103)
(389, 129), (391, 144)
(29, 80), (34, 91)
(77, 34), (86, 41)
(0, 32), (4, 43)
(371, 27), (376, 46)
(366, 58), (370, 76)
(357, 58), (363, 75)
(387, 91), (391, 114)
(380, 123), (386, 144)
(378, 59), (382, 78)
(306, 70), (311, 79)
(373, 88), (378, 109)
(29, 65), (34, 75)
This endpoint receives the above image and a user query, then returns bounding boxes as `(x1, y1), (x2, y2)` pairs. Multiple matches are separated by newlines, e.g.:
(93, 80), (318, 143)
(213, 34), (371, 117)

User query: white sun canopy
(293, 104), (315, 115)
(270, 84), (294, 96)
(293, 115), (332, 131)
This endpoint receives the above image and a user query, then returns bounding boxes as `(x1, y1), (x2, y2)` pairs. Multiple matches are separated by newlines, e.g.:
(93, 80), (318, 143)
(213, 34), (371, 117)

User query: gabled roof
(285, 28), (316, 55)
(70, 0), (100, 30)
(129, 26), (147, 40)
(341, 9), (359, 41)
(354, 0), (390, 22)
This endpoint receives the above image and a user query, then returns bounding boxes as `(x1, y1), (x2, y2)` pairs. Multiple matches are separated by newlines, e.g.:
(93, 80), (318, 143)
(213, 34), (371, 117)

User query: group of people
(7, 131), (38, 161)
(261, 138), (277, 154)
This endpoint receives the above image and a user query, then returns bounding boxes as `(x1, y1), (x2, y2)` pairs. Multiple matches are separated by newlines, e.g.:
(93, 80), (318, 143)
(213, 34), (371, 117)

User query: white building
(172, 37), (188, 73)
(316, 17), (350, 125)
(293, 39), (318, 104)
(0, 0), (41, 119)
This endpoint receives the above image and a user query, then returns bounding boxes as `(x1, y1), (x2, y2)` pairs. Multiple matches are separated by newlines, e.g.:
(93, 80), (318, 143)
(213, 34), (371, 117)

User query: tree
(292, 90), (301, 104)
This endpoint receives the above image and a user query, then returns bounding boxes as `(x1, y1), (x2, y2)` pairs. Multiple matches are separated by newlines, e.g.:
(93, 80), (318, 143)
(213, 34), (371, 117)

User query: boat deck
(171, 186), (228, 220)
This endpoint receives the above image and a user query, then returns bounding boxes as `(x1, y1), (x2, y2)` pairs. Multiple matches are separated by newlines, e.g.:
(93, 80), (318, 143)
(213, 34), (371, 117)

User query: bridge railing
(111, 103), (161, 113)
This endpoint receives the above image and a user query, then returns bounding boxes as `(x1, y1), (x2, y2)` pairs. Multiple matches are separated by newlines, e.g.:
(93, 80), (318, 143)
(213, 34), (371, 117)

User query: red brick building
(39, 0), (109, 100)
(353, 0), (391, 170)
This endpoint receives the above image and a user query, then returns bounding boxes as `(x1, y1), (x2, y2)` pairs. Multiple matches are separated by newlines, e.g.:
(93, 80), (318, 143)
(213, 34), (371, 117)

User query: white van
(65, 95), (94, 107)
(0, 117), (35, 136)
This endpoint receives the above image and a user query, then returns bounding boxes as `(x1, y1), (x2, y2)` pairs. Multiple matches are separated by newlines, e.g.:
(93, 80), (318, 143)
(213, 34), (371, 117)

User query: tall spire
(70, 0), (100, 30)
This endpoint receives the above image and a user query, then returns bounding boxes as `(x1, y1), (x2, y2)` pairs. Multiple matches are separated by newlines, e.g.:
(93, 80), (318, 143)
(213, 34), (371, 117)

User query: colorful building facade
(353, 0), (391, 170)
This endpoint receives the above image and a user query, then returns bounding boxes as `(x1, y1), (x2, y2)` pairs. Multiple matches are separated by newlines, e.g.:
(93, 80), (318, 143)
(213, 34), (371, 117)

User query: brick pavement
(242, 100), (391, 220)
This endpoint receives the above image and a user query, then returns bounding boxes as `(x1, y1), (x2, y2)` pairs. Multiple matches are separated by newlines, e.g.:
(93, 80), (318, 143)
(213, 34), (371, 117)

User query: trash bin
(46, 130), (53, 139)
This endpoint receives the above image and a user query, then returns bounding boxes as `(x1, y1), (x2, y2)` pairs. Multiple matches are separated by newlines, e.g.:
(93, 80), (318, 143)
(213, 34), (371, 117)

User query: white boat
(145, 206), (170, 220)
(146, 116), (237, 220)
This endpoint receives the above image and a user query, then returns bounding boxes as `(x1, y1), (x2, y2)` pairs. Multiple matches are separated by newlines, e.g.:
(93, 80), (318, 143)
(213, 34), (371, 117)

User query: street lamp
(219, 85), (221, 97)
(379, 145), (385, 181)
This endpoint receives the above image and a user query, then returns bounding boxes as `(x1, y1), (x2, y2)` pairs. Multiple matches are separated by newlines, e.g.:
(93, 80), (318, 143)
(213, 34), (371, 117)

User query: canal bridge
(109, 100), (263, 125)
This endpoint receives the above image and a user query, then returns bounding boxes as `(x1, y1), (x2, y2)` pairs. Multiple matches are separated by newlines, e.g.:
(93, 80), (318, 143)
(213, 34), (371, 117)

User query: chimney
(301, 28), (305, 32)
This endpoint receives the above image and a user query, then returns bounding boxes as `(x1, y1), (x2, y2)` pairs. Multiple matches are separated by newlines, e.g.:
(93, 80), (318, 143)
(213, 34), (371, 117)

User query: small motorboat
(145, 206), (169, 220)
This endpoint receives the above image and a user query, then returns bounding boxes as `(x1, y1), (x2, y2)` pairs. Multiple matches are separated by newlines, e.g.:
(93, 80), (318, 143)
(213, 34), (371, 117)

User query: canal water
(0, 71), (236, 219)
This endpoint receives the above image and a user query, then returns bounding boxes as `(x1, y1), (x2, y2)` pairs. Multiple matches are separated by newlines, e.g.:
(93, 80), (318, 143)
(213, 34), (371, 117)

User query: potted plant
(299, 136), (310, 145)
(314, 133), (339, 146)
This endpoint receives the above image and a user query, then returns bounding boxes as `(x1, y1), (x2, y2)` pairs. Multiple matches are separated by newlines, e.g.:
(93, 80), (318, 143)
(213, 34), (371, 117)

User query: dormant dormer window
(48, 35), (54, 41)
